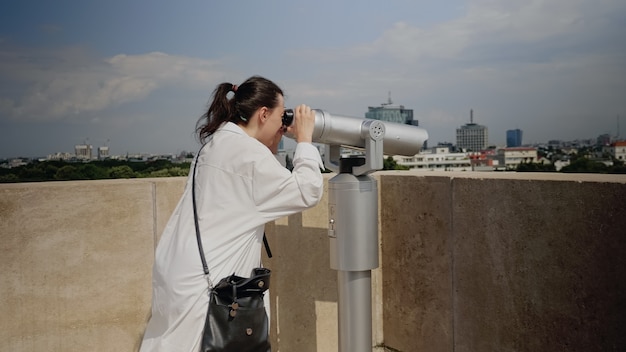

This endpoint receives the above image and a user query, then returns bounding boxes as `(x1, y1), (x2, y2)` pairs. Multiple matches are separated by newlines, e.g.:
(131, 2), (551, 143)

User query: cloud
(1, 0), (624, 151)
(0, 48), (229, 122)
(291, 0), (624, 71)
(282, 0), (626, 143)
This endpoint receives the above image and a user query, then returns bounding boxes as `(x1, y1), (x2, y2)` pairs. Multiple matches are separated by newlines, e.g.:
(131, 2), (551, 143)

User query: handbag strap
(191, 145), (273, 277)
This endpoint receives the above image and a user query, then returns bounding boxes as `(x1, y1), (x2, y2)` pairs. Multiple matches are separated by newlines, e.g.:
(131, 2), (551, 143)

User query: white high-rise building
(456, 109), (488, 152)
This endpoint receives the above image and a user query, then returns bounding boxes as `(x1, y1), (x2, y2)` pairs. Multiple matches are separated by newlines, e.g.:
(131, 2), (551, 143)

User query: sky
(1, 0), (625, 158)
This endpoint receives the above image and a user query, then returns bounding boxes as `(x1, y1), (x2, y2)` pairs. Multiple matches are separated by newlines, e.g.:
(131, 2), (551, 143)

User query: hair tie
(232, 84), (238, 92)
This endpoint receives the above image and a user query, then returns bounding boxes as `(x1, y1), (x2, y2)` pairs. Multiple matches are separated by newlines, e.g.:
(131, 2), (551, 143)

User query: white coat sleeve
(253, 142), (324, 222)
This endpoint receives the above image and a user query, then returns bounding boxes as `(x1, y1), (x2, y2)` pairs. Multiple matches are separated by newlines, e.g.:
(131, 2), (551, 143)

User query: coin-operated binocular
(284, 109), (428, 352)
(283, 109), (428, 174)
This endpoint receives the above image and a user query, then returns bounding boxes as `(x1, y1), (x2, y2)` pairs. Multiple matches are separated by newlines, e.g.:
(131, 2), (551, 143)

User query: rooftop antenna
(470, 109), (474, 124)
(617, 115), (621, 140)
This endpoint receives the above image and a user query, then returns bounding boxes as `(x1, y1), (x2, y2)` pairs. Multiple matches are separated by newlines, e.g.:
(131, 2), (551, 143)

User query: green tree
(55, 165), (85, 180)
(109, 165), (136, 178)
(0, 173), (19, 183)
(147, 167), (188, 178)
(516, 162), (556, 172)
(14, 161), (52, 181)
(383, 156), (410, 170)
(80, 164), (109, 179)
(561, 158), (608, 173)
(166, 167), (188, 176)
(43, 163), (59, 179)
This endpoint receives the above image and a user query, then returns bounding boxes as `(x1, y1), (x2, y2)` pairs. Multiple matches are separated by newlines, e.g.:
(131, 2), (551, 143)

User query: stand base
(338, 270), (372, 352)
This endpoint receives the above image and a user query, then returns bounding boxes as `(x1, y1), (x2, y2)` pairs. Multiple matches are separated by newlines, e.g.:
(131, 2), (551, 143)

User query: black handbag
(192, 147), (272, 352)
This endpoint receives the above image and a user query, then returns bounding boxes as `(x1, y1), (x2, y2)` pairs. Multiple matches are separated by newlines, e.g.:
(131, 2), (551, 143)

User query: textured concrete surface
(1, 172), (625, 352)
(379, 175), (454, 352)
(379, 171), (626, 352)
(0, 180), (155, 351)
(264, 176), (338, 352)
(451, 177), (626, 352)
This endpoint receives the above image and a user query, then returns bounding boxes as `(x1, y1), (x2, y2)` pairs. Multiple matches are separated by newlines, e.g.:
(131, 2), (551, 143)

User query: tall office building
(506, 129), (523, 147)
(456, 109), (488, 151)
(365, 93), (418, 126)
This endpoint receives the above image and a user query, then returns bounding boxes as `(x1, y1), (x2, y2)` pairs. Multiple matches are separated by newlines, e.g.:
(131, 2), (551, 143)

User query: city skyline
(1, 0), (625, 159)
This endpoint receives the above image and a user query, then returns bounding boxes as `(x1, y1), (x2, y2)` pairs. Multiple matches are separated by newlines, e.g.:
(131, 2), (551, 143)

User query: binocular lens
(282, 109), (294, 127)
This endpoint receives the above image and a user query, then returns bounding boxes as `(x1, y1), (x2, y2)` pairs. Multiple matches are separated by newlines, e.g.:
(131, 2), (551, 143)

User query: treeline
(559, 157), (626, 173)
(517, 160), (626, 173)
(516, 156), (626, 174)
(2, 154), (624, 183)
(0, 159), (191, 183)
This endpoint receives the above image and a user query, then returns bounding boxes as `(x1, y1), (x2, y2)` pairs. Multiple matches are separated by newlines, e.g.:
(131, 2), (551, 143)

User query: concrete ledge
(378, 171), (626, 352)
(1, 172), (625, 351)
(0, 178), (185, 351)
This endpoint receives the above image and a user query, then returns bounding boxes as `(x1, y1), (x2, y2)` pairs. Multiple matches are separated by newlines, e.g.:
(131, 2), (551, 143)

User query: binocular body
(283, 109), (428, 156)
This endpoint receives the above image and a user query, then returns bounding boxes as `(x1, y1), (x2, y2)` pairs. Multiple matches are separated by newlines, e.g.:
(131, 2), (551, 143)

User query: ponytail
(196, 83), (237, 143)
(196, 76), (283, 143)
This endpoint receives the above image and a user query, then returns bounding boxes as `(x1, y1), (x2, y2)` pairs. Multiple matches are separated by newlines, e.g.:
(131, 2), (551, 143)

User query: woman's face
(262, 94), (285, 152)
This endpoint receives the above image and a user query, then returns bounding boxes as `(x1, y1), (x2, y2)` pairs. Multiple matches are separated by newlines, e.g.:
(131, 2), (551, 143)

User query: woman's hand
(288, 104), (315, 144)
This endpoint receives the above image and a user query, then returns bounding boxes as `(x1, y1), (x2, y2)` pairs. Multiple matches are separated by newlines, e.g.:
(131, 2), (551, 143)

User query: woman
(139, 76), (324, 351)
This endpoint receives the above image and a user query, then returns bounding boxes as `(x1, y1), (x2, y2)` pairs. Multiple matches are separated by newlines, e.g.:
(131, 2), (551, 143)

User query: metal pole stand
(326, 120), (385, 352)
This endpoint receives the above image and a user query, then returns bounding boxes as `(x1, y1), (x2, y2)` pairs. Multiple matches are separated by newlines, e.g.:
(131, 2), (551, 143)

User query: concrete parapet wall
(1, 172), (624, 351)
(0, 178), (185, 352)
(380, 171), (626, 352)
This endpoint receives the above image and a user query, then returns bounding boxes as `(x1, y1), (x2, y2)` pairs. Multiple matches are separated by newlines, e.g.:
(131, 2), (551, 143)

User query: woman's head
(197, 76), (284, 144)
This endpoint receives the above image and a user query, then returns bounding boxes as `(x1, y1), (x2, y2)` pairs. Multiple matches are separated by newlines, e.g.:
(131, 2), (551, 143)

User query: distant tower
(365, 92), (418, 126)
(506, 129), (523, 147)
(75, 140), (93, 160)
(456, 109), (488, 151)
(98, 147), (109, 160)
(98, 139), (110, 160)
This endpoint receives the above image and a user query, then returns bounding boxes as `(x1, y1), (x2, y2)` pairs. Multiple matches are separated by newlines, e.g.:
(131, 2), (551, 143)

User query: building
(468, 149), (501, 171)
(603, 141), (626, 161)
(47, 152), (73, 161)
(497, 147), (538, 170)
(75, 144), (93, 160)
(456, 109), (488, 151)
(365, 93), (417, 126)
(394, 147), (472, 171)
(394, 147), (503, 171)
(506, 129), (523, 147)
(98, 146), (110, 160)
(2, 158), (28, 169)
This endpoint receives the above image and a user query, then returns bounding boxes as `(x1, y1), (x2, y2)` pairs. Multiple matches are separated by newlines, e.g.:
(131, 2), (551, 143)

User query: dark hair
(196, 76), (284, 143)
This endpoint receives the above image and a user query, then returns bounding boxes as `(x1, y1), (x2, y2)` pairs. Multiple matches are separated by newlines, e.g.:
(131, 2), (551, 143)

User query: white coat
(139, 122), (324, 352)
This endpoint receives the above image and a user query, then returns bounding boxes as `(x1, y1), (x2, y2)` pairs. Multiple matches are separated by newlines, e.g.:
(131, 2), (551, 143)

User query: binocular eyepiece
(282, 109), (294, 128)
